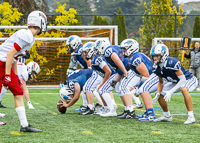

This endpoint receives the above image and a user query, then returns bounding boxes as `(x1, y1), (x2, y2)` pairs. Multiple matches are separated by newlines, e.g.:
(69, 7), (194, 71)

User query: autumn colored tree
(140, 0), (186, 48)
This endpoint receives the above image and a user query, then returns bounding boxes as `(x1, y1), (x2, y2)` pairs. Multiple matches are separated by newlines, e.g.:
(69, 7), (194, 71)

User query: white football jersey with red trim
(17, 62), (29, 82)
(0, 29), (35, 63)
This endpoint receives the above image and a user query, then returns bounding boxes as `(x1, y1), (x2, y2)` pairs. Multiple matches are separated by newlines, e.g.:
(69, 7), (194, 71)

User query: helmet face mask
(120, 39), (139, 57)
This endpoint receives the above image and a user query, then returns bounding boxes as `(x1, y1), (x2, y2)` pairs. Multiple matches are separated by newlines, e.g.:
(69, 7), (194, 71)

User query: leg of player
(0, 87), (8, 108)
(137, 74), (158, 121)
(20, 78), (35, 109)
(130, 89), (143, 109)
(14, 95), (41, 132)
(153, 95), (172, 122)
(79, 92), (94, 115)
(181, 87), (195, 124)
(75, 91), (87, 112)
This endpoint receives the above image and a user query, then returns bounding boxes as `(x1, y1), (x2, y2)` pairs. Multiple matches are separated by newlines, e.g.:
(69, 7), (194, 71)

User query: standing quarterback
(0, 11), (48, 132)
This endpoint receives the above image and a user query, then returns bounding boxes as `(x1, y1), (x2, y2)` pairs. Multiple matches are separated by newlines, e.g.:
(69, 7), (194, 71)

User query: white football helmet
(120, 39), (139, 57)
(59, 86), (74, 103)
(82, 42), (95, 59)
(150, 44), (169, 64)
(94, 38), (111, 55)
(27, 11), (48, 34)
(66, 35), (82, 52)
(27, 61), (40, 75)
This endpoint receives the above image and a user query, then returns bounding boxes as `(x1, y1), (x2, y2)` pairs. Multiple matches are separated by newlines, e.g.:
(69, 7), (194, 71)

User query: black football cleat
(79, 106), (94, 115)
(117, 110), (127, 117)
(94, 103), (103, 112)
(20, 124), (42, 132)
(118, 110), (129, 119)
(0, 101), (7, 108)
(118, 110), (137, 119)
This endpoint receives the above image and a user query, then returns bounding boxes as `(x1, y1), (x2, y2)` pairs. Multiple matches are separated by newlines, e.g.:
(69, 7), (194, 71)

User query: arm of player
(136, 62), (150, 78)
(98, 65), (111, 90)
(63, 82), (81, 108)
(164, 70), (186, 102)
(86, 59), (91, 69)
(6, 47), (18, 74)
(152, 77), (164, 104)
(20, 78), (30, 102)
(111, 52), (127, 77)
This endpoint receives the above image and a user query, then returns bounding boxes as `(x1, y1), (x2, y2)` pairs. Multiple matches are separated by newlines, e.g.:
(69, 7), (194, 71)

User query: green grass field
(0, 88), (200, 143)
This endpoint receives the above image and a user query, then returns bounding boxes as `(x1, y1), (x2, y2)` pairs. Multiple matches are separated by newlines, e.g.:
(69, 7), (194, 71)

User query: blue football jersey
(91, 55), (116, 77)
(104, 45), (128, 75)
(153, 57), (193, 82)
(75, 45), (88, 69)
(67, 69), (93, 91)
(129, 52), (153, 77)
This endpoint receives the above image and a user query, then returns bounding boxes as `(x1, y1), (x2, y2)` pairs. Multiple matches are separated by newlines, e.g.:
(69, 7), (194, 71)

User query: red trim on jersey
(14, 43), (21, 51)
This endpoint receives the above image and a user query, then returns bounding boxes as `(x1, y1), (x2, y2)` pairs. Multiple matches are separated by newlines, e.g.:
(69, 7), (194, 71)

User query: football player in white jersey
(0, 61), (40, 109)
(0, 11), (48, 132)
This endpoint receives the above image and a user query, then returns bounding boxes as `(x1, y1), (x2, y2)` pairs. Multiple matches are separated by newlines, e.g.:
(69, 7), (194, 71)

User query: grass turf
(0, 88), (200, 143)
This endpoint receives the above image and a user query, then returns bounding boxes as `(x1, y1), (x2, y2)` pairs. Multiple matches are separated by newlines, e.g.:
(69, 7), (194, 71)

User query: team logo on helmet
(69, 37), (74, 42)
(125, 40), (133, 45)
(96, 41), (102, 46)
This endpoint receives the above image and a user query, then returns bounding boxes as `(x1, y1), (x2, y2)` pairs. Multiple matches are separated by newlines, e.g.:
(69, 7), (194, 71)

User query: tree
(193, 16), (200, 38)
(140, 0), (186, 48)
(111, 8), (127, 44)
(92, 16), (109, 25)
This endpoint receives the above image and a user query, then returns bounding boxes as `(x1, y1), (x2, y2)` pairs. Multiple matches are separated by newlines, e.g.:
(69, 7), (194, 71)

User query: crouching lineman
(150, 44), (197, 124)
(0, 10), (48, 132)
(119, 39), (157, 121)
(0, 61), (40, 109)
(93, 39), (130, 117)
(60, 69), (94, 109)
(80, 42), (116, 115)
(65, 35), (91, 111)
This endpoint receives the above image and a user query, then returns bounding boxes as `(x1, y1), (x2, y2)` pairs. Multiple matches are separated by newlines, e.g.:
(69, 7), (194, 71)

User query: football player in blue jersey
(81, 42), (117, 115)
(65, 35), (91, 111)
(93, 39), (131, 117)
(120, 39), (157, 121)
(150, 44), (197, 124)
(60, 69), (94, 109)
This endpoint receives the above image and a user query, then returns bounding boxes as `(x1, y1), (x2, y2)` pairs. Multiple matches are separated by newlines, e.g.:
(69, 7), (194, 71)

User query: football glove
(151, 92), (160, 104)
(3, 74), (11, 88)
(110, 80), (117, 88)
(164, 91), (173, 102)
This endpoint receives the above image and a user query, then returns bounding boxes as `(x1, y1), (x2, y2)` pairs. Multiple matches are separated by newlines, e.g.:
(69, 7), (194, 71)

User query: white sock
(124, 106), (127, 111)
(127, 105), (134, 112)
(15, 106), (28, 127)
(163, 111), (171, 117)
(130, 90), (141, 105)
(93, 90), (103, 105)
(0, 87), (8, 101)
(102, 93), (113, 110)
(88, 104), (94, 110)
(81, 91), (88, 106)
(111, 98), (116, 105)
(188, 111), (194, 117)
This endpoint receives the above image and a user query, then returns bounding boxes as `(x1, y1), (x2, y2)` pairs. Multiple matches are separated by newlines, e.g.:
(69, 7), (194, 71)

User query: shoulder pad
(104, 47), (113, 57)
(16, 29), (34, 43)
